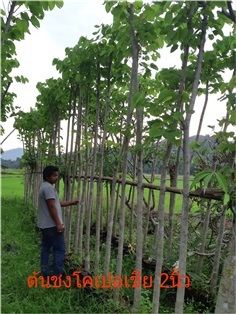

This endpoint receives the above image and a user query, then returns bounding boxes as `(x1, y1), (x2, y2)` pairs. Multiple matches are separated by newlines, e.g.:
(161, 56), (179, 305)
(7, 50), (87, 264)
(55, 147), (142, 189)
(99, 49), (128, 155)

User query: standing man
(38, 165), (79, 279)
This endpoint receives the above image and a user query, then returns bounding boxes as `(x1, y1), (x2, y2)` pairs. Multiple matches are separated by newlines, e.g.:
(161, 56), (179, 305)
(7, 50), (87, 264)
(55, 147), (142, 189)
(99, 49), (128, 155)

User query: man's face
(47, 171), (59, 184)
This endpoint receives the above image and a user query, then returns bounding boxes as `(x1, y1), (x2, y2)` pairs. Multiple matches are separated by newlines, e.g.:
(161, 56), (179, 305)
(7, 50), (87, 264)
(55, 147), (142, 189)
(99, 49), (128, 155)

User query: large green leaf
(215, 172), (228, 193)
(190, 169), (212, 190)
(149, 120), (165, 138)
(30, 16), (40, 28)
(16, 18), (29, 32)
(170, 44), (178, 53)
(157, 89), (172, 103)
(203, 173), (214, 193)
(223, 193), (230, 206)
(145, 6), (156, 21)
(165, 11), (172, 24)
(190, 141), (202, 150)
(48, 1), (56, 10)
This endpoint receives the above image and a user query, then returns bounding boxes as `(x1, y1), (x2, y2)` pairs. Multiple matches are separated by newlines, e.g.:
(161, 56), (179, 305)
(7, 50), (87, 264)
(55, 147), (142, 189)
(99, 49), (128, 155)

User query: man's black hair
(43, 166), (59, 180)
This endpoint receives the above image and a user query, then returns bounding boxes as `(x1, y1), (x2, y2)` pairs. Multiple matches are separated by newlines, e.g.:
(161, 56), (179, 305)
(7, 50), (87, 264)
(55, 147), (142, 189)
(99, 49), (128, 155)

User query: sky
(1, 0), (234, 151)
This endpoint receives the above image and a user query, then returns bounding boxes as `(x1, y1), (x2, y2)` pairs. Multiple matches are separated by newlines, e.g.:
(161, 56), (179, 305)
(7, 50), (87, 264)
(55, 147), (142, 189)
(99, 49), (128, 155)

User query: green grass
(1, 170), (24, 198)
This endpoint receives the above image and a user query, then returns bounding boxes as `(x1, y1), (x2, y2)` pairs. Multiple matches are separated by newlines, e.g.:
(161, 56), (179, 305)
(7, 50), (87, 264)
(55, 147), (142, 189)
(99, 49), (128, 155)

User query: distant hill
(1, 148), (23, 161)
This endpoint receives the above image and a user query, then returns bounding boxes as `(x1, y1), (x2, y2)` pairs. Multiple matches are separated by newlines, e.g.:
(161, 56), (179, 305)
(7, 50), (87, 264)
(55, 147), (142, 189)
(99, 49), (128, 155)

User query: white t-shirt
(37, 181), (63, 229)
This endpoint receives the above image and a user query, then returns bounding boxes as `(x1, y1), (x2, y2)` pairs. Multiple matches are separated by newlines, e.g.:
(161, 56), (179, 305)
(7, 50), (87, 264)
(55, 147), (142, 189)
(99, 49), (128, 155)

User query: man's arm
(46, 199), (64, 233)
(60, 200), (79, 207)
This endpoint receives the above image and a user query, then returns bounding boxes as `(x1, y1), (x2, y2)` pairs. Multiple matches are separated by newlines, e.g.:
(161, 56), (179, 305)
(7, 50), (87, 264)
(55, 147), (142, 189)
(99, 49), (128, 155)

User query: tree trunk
(64, 96), (76, 253)
(214, 215), (236, 313)
(196, 200), (212, 276)
(113, 5), (137, 302)
(94, 56), (112, 274)
(113, 183), (120, 237)
(143, 143), (158, 254)
(2, 1), (17, 42)
(190, 80), (209, 162)
(152, 142), (173, 313)
(167, 145), (181, 258)
(210, 208), (226, 295)
(77, 93), (90, 262)
(129, 156), (137, 244)
(103, 159), (120, 274)
(74, 88), (83, 251)
(132, 6), (143, 309)
(175, 4), (208, 312)
(85, 63), (101, 271)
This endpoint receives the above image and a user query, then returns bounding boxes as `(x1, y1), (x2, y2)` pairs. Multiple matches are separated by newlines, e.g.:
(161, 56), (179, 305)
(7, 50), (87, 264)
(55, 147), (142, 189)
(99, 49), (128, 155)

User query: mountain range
(1, 148), (23, 161)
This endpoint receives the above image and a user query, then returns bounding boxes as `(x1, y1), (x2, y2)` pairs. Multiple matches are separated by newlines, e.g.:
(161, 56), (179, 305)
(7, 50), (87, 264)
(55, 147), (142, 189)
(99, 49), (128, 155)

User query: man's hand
(60, 200), (80, 207)
(56, 222), (64, 233)
(71, 199), (80, 206)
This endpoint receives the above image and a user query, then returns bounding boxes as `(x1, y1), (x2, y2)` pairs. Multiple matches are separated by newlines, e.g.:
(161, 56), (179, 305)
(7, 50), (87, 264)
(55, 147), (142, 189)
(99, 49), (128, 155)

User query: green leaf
(55, 1), (64, 9)
(150, 63), (158, 71)
(151, 54), (158, 61)
(190, 141), (201, 150)
(145, 6), (156, 21)
(229, 75), (236, 90)
(108, 125), (121, 135)
(149, 120), (165, 138)
(164, 131), (180, 142)
(203, 173), (213, 193)
(40, 1), (49, 10)
(170, 44), (178, 53)
(30, 16), (40, 28)
(28, 2), (44, 17)
(157, 89), (172, 103)
(14, 75), (29, 84)
(223, 193), (230, 206)
(172, 111), (183, 120)
(20, 12), (29, 21)
(132, 92), (145, 109)
(105, 1), (116, 13)
(150, 127), (165, 138)
(48, 1), (56, 10)
(215, 172), (228, 193)
(190, 169), (212, 190)
(16, 18), (29, 32)
(208, 34), (214, 40)
(165, 11), (172, 24)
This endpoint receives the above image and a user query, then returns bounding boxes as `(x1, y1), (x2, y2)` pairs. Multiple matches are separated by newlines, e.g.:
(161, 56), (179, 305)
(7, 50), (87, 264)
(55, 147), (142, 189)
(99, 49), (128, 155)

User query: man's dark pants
(40, 227), (66, 278)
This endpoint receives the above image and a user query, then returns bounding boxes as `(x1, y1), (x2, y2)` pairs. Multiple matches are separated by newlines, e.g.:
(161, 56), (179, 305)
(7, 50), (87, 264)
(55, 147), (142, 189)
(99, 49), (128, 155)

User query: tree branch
(2, 1), (17, 44)
(221, 1), (236, 23)
(75, 175), (225, 201)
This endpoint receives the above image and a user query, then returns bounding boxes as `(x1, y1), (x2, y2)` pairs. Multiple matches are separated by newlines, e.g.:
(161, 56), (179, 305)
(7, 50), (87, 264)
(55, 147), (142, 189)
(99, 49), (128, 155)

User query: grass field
(1, 170), (24, 197)
(1, 169), (193, 214)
